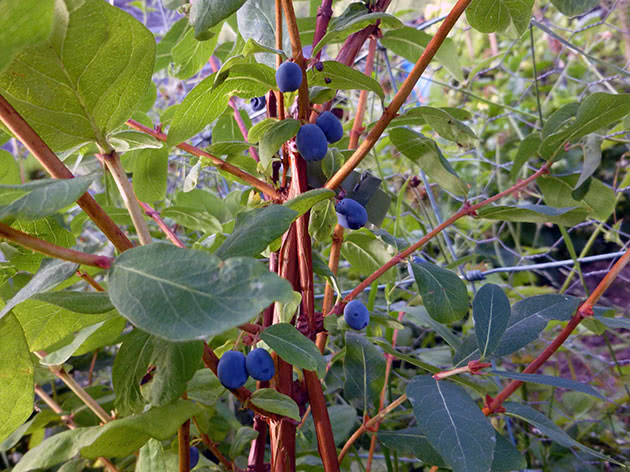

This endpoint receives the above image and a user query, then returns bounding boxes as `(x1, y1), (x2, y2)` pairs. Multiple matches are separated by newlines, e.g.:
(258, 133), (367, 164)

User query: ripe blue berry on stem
(344, 300), (370, 330)
(335, 198), (368, 230)
(316, 111), (343, 143)
(250, 96), (266, 112)
(217, 350), (248, 389)
(296, 124), (328, 161)
(190, 446), (199, 469)
(276, 61), (302, 92)
(246, 348), (275, 381)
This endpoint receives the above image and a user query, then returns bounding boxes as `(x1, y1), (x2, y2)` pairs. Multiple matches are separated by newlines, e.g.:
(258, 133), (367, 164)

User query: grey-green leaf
(490, 370), (606, 400)
(405, 107), (477, 148)
(378, 427), (446, 467)
(551, 0), (599, 16)
(0, 173), (97, 221)
(216, 205), (298, 259)
(308, 61), (384, 101)
(473, 283), (511, 358)
(0, 0), (156, 152)
(40, 321), (107, 366)
(107, 243), (293, 341)
(190, 0), (246, 40)
(32, 292), (113, 314)
(477, 204), (588, 226)
(410, 261), (469, 324)
(248, 388), (300, 421)
(343, 332), (386, 411)
(389, 128), (468, 196)
(260, 323), (326, 377)
(259, 119), (300, 171)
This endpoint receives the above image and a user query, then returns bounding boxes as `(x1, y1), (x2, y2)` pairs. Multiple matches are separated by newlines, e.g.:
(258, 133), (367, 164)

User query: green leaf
(285, 189), (335, 216)
(540, 93), (630, 160)
(161, 207), (222, 234)
(477, 204), (588, 226)
(389, 128), (468, 196)
(575, 134), (602, 188)
(0, 259), (78, 321)
(494, 294), (581, 357)
(0, 0), (55, 74)
(378, 428), (446, 467)
(186, 369), (225, 407)
(13, 400), (203, 471)
(248, 118), (281, 143)
(259, 119), (300, 170)
(0, 150), (20, 185)
(343, 332), (386, 411)
(491, 370), (606, 400)
(260, 323), (326, 376)
(307, 61), (384, 101)
(403, 306), (461, 349)
(190, 0), (246, 39)
(405, 107), (477, 148)
(131, 147), (169, 203)
(32, 291), (114, 314)
(175, 189), (232, 223)
(71, 317), (126, 357)
(308, 199), (337, 242)
(538, 175), (615, 221)
(407, 375), (496, 472)
(0, 174), (97, 221)
(112, 329), (203, 415)
(551, 0), (599, 16)
(241, 38), (286, 58)
(0, 0), (155, 152)
(504, 402), (623, 465)
(542, 102), (580, 139)
(409, 261), (469, 324)
(108, 130), (163, 153)
(167, 64), (276, 146)
(473, 283), (511, 358)
(136, 439), (168, 472)
(593, 315), (630, 330)
(248, 388), (300, 421)
(492, 432), (527, 472)
(509, 132), (542, 180)
(341, 232), (395, 284)
(155, 18), (189, 72)
(381, 26), (463, 81)
(466, 0), (535, 38)
(230, 426), (259, 458)
(170, 26), (220, 79)
(0, 314), (34, 443)
(216, 205), (297, 259)
(40, 321), (107, 365)
(108, 243), (293, 341)
(313, 3), (403, 55)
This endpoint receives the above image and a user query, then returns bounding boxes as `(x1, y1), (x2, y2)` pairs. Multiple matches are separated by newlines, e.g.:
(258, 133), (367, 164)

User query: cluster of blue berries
(217, 348), (275, 389)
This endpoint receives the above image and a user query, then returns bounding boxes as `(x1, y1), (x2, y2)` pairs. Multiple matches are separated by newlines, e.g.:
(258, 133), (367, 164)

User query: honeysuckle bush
(0, 0), (628, 471)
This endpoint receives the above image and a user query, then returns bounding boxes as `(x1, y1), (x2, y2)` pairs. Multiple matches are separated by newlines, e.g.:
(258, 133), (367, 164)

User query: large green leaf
(108, 243), (293, 341)
(389, 128), (468, 196)
(490, 370), (606, 400)
(260, 323), (326, 376)
(473, 283), (511, 358)
(307, 61), (384, 101)
(0, 313), (34, 443)
(13, 400), (203, 471)
(0, 0), (155, 152)
(540, 93), (630, 160)
(313, 3), (403, 55)
(190, 0), (246, 40)
(248, 388), (300, 421)
(216, 205), (298, 259)
(409, 261), (469, 324)
(504, 402), (622, 465)
(136, 439), (169, 472)
(341, 232), (395, 284)
(131, 147), (169, 203)
(538, 175), (615, 221)
(167, 64), (276, 146)
(112, 329), (202, 416)
(0, 0), (55, 74)
(343, 332), (386, 411)
(0, 174), (97, 221)
(0, 259), (78, 321)
(477, 204), (588, 226)
(407, 376), (496, 472)
(466, 0), (535, 38)
(381, 26), (463, 81)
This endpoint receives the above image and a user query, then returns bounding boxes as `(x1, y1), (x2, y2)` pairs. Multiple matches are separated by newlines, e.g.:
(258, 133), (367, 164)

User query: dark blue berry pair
(217, 348), (275, 389)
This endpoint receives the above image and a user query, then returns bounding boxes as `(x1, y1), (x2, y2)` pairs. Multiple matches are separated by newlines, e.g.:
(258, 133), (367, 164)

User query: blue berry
(276, 62), (303, 92)
(296, 124), (328, 161)
(217, 350), (248, 389)
(190, 446), (199, 469)
(344, 300), (370, 330)
(246, 348), (275, 381)
(335, 198), (368, 230)
(250, 96), (266, 112)
(316, 111), (343, 143)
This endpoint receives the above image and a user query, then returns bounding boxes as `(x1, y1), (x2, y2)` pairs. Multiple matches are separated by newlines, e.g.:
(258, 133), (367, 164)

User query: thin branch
(0, 222), (113, 268)
(327, 163), (551, 316)
(325, 0), (473, 190)
(312, 0), (333, 59)
(192, 416), (235, 471)
(349, 36), (378, 149)
(178, 419), (191, 472)
(0, 94), (133, 252)
(139, 201), (185, 248)
(101, 151), (153, 246)
(281, 0), (310, 120)
(126, 120), (281, 200)
(77, 269), (106, 291)
(484, 246), (630, 414)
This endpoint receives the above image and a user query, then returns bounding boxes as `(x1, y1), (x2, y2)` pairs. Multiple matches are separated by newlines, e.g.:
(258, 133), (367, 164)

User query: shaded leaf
(378, 427), (446, 467)
(490, 370), (606, 400)
(259, 119), (300, 170)
(41, 322), (107, 366)
(285, 189), (335, 216)
(510, 133), (542, 180)
(341, 232), (395, 284)
(477, 204), (588, 226)
(260, 323), (326, 377)
(343, 332), (386, 411)
(190, 0), (246, 39)
(249, 388), (300, 421)
(170, 26), (220, 79)
(132, 148), (169, 203)
(473, 283), (511, 358)
(406, 107), (477, 148)
(551, 0), (599, 16)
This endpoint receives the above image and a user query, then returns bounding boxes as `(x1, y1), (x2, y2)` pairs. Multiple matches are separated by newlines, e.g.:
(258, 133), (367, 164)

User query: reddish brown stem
(325, 0), (473, 191)
(0, 94), (133, 253)
(484, 246), (630, 414)
(349, 36), (378, 149)
(0, 222), (113, 269)
(312, 0), (333, 59)
(178, 420), (191, 472)
(139, 201), (185, 248)
(327, 163), (551, 316)
(248, 415), (268, 471)
(281, 0), (310, 120)
(193, 416), (235, 471)
(304, 370), (340, 471)
(77, 269), (106, 291)
(126, 120), (281, 200)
